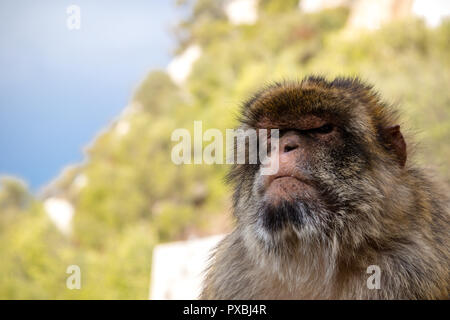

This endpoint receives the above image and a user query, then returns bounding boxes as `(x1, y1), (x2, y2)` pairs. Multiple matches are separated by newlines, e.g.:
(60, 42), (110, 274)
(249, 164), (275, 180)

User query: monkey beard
(246, 162), (382, 257)
(243, 197), (339, 288)
(251, 197), (331, 253)
(258, 199), (310, 232)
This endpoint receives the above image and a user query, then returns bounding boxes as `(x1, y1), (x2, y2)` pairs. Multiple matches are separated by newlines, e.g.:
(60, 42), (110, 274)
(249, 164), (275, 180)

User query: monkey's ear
(381, 125), (407, 167)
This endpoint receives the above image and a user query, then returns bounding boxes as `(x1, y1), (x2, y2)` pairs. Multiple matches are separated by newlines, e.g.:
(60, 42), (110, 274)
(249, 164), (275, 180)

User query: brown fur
(201, 76), (449, 299)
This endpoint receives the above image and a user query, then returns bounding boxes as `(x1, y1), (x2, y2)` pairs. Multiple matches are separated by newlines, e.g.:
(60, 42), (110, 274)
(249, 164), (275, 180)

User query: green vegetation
(1, 1), (449, 299)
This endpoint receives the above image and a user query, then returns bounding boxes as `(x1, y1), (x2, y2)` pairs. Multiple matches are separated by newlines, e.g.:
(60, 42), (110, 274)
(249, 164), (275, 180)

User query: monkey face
(229, 78), (407, 250)
(251, 116), (357, 242)
(262, 123), (338, 203)
(256, 125), (338, 230)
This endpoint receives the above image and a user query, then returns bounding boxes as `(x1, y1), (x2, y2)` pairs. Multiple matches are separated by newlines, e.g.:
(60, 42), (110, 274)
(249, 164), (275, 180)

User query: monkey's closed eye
(305, 124), (334, 135)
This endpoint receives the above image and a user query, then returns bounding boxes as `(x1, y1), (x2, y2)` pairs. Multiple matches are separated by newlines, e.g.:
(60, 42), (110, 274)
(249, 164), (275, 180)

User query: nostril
(283, 144), (298, 153)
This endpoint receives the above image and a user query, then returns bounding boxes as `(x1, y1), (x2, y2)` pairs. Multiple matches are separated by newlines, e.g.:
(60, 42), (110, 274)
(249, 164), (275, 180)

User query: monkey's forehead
(239, 79), (394, 131)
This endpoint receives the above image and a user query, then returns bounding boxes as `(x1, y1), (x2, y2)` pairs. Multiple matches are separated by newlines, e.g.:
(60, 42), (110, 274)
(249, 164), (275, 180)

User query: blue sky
(0, 0), (184, 190)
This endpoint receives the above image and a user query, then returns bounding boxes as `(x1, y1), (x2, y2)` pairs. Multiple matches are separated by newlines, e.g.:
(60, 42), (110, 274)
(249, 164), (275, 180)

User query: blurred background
(0, 0), (449, 299)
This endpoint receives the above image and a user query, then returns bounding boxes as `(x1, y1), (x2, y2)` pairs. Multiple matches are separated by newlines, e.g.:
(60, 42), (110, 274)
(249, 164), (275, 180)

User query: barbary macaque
(201, 76), (449, 299)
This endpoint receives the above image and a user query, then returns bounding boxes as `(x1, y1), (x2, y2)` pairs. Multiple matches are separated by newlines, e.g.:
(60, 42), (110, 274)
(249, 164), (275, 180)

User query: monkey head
(228, 77), (408, 254)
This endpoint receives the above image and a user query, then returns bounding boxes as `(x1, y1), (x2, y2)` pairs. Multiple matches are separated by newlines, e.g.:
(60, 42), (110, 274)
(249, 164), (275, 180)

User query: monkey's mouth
(265, 175), (315, 202)
(267, 173), (311, 187)
(273, 176), (304, 183)
(271, 176), (307, 188)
